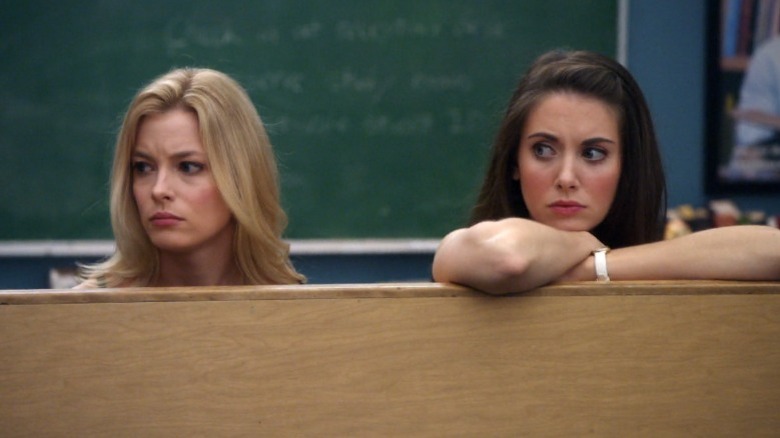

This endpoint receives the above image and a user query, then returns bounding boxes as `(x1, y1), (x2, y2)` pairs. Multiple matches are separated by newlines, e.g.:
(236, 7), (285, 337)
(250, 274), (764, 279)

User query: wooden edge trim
(1, 280), (778, 305)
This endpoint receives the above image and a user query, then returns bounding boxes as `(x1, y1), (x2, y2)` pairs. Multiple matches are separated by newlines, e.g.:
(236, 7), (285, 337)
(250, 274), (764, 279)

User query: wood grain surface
(1, 281), (779, 436)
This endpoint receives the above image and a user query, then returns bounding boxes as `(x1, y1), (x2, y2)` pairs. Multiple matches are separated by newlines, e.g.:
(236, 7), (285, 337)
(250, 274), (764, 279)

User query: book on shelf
(722, 0), (780, 60)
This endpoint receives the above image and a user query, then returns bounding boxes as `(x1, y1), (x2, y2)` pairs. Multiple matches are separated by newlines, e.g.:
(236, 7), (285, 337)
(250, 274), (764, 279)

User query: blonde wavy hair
(79, 68), (304, 286)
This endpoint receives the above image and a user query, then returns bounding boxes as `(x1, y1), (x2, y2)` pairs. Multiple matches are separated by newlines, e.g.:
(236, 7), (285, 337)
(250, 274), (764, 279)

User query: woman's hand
(432, 218), (604, 294)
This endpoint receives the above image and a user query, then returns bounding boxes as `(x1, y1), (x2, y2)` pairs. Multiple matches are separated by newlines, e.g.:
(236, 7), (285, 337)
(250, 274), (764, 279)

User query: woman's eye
(532, 143), (555, 158)
(583, 147), (607, 161)
(179, 161), (204, 174)
(131, 161), (152, 174)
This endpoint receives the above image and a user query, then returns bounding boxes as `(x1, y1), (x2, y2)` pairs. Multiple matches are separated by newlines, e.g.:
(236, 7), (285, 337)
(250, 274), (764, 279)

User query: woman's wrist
(557, 251), (596, 282)
(555, 231), (607, 283)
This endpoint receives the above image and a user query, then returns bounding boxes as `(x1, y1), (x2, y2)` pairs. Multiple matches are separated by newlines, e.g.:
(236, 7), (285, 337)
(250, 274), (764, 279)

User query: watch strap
(592, 247), (610, 282)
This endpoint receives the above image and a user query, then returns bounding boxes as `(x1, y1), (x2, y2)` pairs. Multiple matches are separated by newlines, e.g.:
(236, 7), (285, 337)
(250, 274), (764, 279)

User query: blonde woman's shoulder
(72, 277), (101, 289)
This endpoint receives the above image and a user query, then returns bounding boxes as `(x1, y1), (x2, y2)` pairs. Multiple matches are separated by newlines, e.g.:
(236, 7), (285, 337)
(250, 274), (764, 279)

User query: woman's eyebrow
(131, 150), (153, 160)
(131, 150), (203, 160)
(582, 137), (617, 145)
(525, 132), (557, 141)
(169, 150), (202, 160)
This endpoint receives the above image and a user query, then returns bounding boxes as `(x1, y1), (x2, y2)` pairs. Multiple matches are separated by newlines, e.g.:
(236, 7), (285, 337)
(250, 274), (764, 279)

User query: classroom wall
(627, 0), (780, 213)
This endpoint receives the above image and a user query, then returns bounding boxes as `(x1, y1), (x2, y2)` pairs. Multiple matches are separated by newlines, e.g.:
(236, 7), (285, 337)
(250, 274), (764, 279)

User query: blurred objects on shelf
(664, 200), (777, 239)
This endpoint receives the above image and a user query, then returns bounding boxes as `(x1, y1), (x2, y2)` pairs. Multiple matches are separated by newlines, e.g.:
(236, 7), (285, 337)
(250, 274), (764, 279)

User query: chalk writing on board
(246, 72), (306, 94)
(266, 109), (486, 137)
(335, 20), (444, 41)
(363, 113), (434, 136)
(447, 108), (490, 135)
(164, 18), (507, 51)
(164, 20), (243, 51)
(410, 74), (472, 92)
(330, 70), (393, 94)
(256, 28), (281, 44)
(268, 115), (352, 135)
(292, 22), (324, 40)
(334, 19), (506, 41)
(245, 71), (473, 94)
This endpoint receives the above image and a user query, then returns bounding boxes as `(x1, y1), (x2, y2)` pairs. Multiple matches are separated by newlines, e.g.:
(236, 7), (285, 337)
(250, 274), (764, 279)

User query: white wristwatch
(592, 247), (610, 282)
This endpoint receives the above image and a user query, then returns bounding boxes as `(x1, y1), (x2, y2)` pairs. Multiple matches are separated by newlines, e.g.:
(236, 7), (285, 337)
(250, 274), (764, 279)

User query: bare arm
(432, 218), (604, 294)
(560, 225), (780, 282)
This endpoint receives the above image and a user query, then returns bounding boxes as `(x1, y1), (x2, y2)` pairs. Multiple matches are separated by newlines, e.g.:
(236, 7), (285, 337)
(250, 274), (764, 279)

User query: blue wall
(628, 0), (780, 213)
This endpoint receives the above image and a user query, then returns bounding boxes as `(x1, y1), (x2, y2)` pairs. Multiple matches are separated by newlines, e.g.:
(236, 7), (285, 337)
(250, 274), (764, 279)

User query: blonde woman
(77, 68), (304, 287)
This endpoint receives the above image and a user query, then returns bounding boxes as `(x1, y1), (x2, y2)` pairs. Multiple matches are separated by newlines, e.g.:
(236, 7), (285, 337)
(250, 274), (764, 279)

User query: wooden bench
(2, 281), (779, 436)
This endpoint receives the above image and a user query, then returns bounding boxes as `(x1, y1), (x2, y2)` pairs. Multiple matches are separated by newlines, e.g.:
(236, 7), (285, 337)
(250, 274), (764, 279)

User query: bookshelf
(706, 0), (780, 193)
(721, 0), (780, 70)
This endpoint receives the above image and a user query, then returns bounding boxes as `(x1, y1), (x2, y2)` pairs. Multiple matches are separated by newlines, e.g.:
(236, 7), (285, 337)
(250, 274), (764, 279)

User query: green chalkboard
(1, 0), (617, 239)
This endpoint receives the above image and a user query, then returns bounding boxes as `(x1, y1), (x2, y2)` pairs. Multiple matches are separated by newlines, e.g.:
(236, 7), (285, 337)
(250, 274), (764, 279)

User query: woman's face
(131, 108), (234, 256)
(514, 92), (622, 232)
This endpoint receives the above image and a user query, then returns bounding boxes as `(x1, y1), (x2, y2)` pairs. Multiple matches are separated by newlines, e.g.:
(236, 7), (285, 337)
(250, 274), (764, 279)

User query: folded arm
(560, 225), (780, 282)
(432, 218), (603, 294)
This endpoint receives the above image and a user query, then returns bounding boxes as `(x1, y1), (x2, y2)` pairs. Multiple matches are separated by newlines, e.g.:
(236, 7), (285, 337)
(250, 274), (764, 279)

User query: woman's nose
(151, 170), (173, 201)
(554, 157), (579, 192)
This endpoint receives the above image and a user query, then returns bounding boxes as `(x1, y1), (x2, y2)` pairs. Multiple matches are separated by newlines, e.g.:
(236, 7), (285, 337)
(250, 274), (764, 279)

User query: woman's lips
(150, 212), (183, 227)
(548, 201), (585, 216)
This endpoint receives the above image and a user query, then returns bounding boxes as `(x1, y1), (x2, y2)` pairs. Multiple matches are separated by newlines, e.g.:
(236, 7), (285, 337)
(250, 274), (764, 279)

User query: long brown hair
(471, 50), (666, 248)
